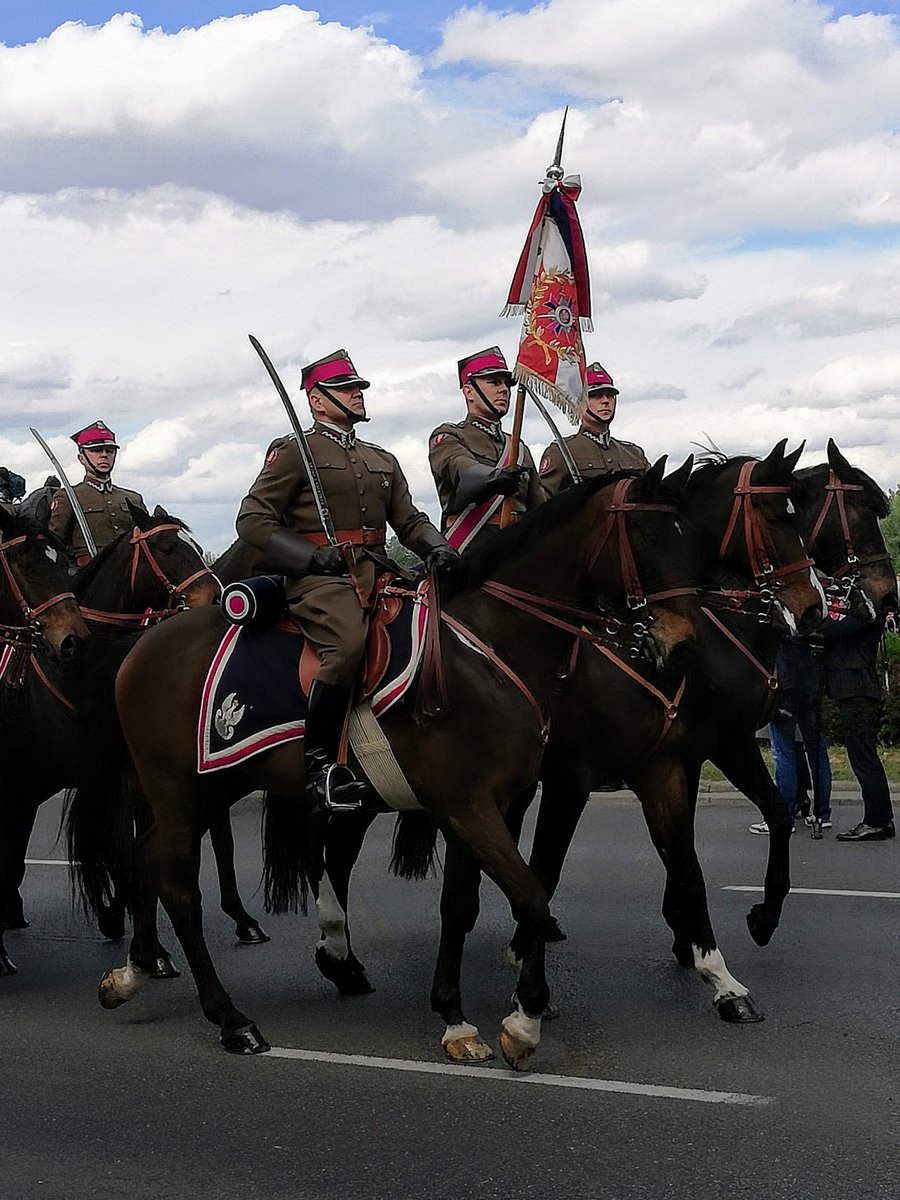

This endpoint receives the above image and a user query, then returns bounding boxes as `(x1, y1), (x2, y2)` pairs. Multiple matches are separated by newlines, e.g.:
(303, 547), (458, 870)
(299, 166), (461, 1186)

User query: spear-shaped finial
(546, 106), (568, 180)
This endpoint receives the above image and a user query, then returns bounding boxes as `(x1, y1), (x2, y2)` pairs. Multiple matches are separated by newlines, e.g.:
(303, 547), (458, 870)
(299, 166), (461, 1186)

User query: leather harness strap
(807, 470), (893, 579)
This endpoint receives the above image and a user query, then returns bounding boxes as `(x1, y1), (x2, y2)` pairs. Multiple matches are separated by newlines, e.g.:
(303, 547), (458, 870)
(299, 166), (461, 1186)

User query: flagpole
(499, 384), (526, 528)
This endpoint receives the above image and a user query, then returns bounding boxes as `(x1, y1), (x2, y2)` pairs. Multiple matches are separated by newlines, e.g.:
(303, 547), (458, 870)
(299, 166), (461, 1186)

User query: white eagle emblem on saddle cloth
(197, 580), (429, 773)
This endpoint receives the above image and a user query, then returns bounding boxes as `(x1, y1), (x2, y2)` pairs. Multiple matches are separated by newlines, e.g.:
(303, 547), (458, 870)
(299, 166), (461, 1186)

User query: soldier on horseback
(48, 421), (147, 563)
(539, 363), (649, 494)
(429, 347), (546, 550)
(236, 349), (457, 811)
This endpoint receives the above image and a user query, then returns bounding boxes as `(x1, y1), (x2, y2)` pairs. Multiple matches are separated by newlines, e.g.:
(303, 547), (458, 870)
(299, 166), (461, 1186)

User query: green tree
(880, 487), (900, 573)
(385, 534), (422, 572)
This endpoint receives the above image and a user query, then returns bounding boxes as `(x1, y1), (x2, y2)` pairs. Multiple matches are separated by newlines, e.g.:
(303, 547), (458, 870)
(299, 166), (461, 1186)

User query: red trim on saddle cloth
(196, 586), (430, 773)
(444, 436), (516, 551)
(302, 529), (386, 547)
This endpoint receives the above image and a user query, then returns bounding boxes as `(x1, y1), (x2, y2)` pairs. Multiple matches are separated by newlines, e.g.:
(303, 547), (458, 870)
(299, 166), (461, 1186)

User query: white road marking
(266, 1047), (771, 1106)
(25, 859), (73, 866)
(724, 885), (900, 900)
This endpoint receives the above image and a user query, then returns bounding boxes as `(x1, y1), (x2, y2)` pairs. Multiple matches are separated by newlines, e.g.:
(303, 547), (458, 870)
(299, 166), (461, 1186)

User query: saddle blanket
(197, 593), (428, 773)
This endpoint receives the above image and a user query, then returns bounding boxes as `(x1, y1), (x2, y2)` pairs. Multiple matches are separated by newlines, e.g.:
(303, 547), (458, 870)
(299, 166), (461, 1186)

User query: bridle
(806, 470), (893, 607)
(416, 476), (694, 737)
(82, 522), (217, 628)
(0, 533), (78, 687)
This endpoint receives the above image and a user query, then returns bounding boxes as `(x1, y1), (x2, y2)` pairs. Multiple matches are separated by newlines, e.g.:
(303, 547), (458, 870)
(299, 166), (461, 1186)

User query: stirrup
(323, 763), (367, 812)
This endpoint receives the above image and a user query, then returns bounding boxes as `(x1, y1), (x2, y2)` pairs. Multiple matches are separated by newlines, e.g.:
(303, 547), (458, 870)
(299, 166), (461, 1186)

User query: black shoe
(304, 680), (369, 813)
(836, 821), (896, 842)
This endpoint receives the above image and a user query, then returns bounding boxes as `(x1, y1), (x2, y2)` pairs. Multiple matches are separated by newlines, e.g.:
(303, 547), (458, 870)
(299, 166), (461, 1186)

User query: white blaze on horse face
(315, 872), (348, 961)
(176, 528), (204, 558)
(44, 546), (58, 564)
(786, 499), (795, 515)
(810, 567), (827, 613)
(692, 945), (749, 1002)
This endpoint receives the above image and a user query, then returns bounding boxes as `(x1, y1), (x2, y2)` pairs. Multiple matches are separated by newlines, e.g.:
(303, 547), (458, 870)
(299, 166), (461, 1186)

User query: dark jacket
(821, 613), (884, 702)
(776, 636), (823, 707)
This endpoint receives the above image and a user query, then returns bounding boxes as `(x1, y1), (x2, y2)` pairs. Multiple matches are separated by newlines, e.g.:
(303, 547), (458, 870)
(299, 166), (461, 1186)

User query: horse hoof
(97, 913), (126, 942)
(315, 946), (375, 996)
(715, 993), (764, 1023)
(98, 970), (129, 1009)
(221, 1024), (270, 1055)
(151, 954), (181, 980)
(235, 923), (271, 945)
(671, 941), (695, 968)
(746, 905), (777, 947)
(443, 1034), (495, 1064)
(499, 1028), (537, 1072)
(0, 953), (18, 976)
(543, 918), (567, 944)
(509, 991), (559, 1022)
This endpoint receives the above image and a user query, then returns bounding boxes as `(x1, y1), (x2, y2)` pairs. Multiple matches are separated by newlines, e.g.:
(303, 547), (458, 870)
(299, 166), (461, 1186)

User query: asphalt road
(2, 792), (898, 1200)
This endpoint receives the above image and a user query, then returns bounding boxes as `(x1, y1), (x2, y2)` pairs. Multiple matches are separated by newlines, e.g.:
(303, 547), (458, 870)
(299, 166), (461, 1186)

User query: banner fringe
(514, 366), (585, 426)
(580, 317), (594, 333)
(501, 303), (526, 319)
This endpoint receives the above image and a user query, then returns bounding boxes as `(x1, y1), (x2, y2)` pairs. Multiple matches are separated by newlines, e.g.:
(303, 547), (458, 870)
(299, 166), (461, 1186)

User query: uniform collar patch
(85, 478), (114, 494)
(316, 423), (356, 450)
(583, 429), (611, 449)
(471, 418), (503, 440)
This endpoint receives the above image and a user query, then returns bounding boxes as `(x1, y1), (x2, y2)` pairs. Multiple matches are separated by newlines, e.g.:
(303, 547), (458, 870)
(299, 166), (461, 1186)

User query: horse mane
(72, 531), (130, 595)
(794, 461), (890, 519)
(439, 473), (626, 601)
(686, 454), (749, 493)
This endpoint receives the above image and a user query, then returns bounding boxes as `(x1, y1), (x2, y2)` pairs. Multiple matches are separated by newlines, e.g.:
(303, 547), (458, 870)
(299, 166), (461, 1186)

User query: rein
(0, 535), (77, 682)
(81, 523), (216, 628)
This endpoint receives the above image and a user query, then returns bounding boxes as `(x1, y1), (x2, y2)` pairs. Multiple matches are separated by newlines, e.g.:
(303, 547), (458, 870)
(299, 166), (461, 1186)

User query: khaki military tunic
(48, 480), (147, 562)
(428, 415), (547, 550)
(539, 429), (650, 496)
(236, 424), (440, 686)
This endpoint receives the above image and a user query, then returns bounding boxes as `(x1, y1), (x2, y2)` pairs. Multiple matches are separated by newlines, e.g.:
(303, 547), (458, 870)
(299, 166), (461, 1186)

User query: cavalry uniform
(48, 422), (146, 563)
(237, 423), (441, 686)
(236, 349), (454, 812)
(539, 363), (650, 495)
(429, 347), (546, 552)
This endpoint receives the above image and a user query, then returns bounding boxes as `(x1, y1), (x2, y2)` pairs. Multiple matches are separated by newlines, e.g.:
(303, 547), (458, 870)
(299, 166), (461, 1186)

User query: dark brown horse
(309, 442), (828, 1067)
(70, 463), (700, 1056)
(0, 504), (219, 975)
(0, 506), (89, 973)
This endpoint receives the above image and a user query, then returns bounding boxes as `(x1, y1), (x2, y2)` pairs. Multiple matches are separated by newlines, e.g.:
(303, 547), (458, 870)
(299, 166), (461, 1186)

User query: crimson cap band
(458, 346), (514, 388)
(586, 363), (618, 395)
(71, 420), (120, 449)
(301, 350), (370, 392)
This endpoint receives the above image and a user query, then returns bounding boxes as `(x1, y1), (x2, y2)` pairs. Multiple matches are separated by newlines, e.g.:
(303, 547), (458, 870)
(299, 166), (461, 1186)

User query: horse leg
(99, 802), (183, 1010)
(712, 739), (792, 946)
(634, 759), (763, 1023)
(431, 835), (494, 1065)
(0, 792), (41, 931)
(208, 808), (269, 944)
(313, 810), (378, 996)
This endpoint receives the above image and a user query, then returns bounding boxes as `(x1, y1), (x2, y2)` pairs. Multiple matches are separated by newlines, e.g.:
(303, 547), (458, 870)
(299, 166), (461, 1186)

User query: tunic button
(361, 505), (367, 513)
(355, 472), (362, 478)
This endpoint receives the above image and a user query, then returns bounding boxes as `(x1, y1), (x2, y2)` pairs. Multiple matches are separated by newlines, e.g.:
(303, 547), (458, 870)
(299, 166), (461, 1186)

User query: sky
(2, 1), (900, 552)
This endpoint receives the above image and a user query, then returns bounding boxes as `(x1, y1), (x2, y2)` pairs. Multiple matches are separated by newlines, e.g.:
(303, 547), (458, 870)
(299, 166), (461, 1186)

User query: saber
(248, 334), (337, 547)
(522, 382), (582, 484)
(29, 426), (98, 558)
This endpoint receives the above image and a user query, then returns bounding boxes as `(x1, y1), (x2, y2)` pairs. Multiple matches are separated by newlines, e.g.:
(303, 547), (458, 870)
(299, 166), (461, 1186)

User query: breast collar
(84, 478), (114, 494)
(582, 429), (611, 449)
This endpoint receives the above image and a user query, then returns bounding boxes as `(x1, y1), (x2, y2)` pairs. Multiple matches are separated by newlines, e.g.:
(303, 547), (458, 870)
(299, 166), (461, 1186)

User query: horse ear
(127, 499), (150, 527)
(761, 438), (789, 466)
(783, 440), (805, 474)
(0, 503), (15, 537)
(153, 503), (171, 520)
(665, 454), (694, 492)
(827, 437), (853, 476)
(644, 456), (668, 488)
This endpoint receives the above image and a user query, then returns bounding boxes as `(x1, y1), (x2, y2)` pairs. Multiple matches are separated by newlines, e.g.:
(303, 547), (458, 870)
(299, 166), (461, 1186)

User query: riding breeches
(288, 578), (369, 688)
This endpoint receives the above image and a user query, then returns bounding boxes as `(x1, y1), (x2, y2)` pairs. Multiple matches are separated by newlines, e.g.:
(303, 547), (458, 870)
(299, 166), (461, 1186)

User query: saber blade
(29, 426), (97, 558)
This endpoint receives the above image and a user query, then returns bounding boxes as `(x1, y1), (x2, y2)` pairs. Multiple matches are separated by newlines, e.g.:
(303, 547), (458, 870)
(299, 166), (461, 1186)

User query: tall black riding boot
(304, 680), (369, 812)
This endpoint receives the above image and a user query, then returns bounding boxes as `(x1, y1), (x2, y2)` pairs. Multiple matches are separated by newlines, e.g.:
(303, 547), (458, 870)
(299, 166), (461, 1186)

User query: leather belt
(304, 528), (386, 547)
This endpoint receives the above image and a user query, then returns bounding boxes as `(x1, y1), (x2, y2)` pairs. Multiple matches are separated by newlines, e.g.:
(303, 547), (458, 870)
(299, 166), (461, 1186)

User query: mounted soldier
(429, 347), (547, 551)
(236, 348), (457, 811)
(48, 422), (147, 563)
(539, 363), (649, 495)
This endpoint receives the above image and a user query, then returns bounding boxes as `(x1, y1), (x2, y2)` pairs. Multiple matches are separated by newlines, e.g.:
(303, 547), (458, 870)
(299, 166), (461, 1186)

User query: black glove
(425, 544), (460, 575)
(310, 545), (350, 576)
(489, 464), (529, 497)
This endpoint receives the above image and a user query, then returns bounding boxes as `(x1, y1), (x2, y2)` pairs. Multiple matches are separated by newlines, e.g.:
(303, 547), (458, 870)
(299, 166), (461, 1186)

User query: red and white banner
(503, 174), (592, 424)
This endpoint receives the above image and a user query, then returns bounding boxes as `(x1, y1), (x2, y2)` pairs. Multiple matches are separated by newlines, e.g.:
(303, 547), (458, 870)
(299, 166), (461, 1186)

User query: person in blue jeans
(750, 636), (832, 834)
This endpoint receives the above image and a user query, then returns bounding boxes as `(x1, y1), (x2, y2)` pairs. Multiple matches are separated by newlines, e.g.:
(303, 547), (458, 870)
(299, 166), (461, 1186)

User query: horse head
(792, 441), (897, 621)
(585, 458), (700, 674)
(127, 502), (222, 609)
(687, 441), (825, 635)
(0, 506), (88, 661)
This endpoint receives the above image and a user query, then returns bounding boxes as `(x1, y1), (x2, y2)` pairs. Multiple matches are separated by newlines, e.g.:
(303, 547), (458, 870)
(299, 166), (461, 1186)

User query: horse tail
(389, 811), (440, 880)
(65, 634), (141, 920)
(261, 791), (310, 915)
